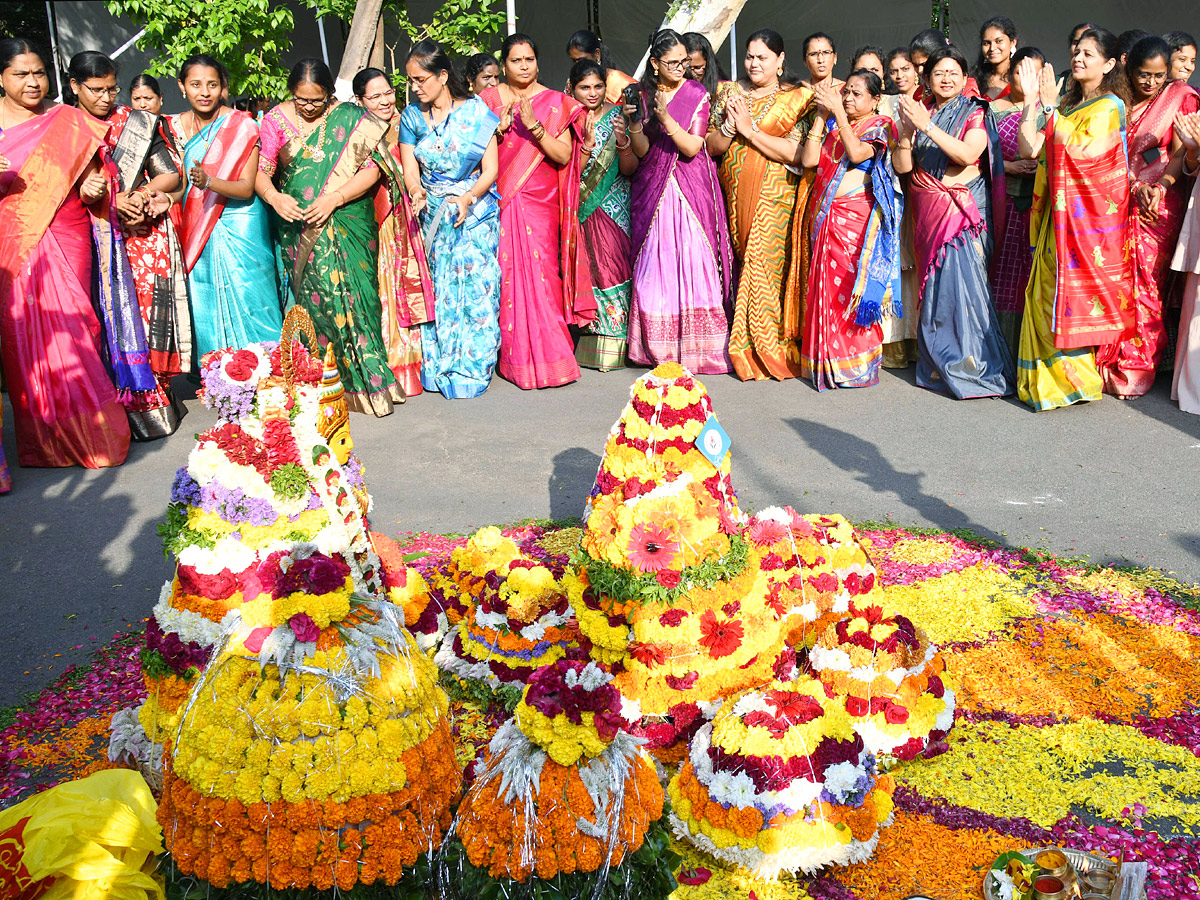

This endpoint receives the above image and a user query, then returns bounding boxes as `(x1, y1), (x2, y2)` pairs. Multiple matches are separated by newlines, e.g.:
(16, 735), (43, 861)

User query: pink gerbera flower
(627, 522), (680, 573)
(748, 516), (789, 547)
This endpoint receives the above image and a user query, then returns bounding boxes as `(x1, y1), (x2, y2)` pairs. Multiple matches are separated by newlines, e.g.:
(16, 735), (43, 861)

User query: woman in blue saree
(398, 40), (502, 399)
(169, 55), (281, 363)
(893, 45), (1014, 399)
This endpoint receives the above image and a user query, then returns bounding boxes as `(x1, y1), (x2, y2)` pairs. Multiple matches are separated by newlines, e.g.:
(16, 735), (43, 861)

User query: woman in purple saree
(626, 29), (734, 374)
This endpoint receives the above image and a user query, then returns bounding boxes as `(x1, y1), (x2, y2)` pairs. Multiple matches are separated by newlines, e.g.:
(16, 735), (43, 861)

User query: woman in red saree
(798, 72), (902, 390)
(1095, 37), (1198, 397)
(480, 33), (594, 390)
(354, 66), (435, 397)
(0, 40), (130, 468)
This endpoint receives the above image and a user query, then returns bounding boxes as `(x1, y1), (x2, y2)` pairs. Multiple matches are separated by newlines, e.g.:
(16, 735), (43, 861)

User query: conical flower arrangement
(119, 310), (459, 892)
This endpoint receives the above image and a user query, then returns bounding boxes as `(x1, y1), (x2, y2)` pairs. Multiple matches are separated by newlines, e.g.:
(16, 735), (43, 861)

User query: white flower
(823, 761), (862, 801)
(725, 770), (758, 808)
(756, 506), (792, 525)
(577, 661), (612, 691)
(518, 621), (547, 641)
(476, 609), (509, 631)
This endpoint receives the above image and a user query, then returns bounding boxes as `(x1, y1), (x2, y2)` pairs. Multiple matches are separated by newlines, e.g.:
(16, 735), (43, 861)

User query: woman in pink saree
(1096, 37), (1198, 397)
(480, 33), (595, 390)
(626, 29), (734, 374)
(0, 40), (131, 470)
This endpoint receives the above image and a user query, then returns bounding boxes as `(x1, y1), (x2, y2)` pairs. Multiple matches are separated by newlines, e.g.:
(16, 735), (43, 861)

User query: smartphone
(622, 84), (643, 123)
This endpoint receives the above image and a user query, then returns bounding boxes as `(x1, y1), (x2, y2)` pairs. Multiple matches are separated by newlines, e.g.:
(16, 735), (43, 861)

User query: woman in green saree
(255, 58), (403, 416)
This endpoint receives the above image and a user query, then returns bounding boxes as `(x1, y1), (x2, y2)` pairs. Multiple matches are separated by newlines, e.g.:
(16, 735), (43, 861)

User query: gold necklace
(300, 106), (331, 162)
(744, 82), (780, 124)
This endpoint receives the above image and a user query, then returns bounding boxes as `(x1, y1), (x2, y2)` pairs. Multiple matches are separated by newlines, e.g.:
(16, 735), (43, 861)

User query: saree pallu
(376, 122), (435, 396)
(1097, 81), (1199, 397)
(1018, 96), (1132, 411)
(878, 96), (918, 367)
(629, 79), (734, 375)
(95, 109), (182, 440)
(109, 106), (192, 379)
(990, 105), (1035, 358)
(800, 116), (901, 390)
(399, 98), (502, 399)
(264, 103), (400, 415)
(576, 106), (632, 372)
(481, 87), (595, 389)
(716, 84), (811, 381)
(0, 106), (131, 468)
(911, 95), (1014, 399)
(1170, 164), (1200, 414)
(176, 112), (282, 364)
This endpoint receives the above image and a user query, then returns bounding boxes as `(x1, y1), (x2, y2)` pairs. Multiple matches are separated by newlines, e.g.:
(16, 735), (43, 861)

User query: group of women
(2, 19), (1200, 491)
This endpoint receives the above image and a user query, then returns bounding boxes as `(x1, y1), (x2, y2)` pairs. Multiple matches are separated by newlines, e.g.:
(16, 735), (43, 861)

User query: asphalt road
(2, 364), (1198, 707)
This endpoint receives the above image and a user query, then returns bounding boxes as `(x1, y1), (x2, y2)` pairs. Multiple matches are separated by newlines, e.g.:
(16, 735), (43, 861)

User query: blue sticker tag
(695, 416), (731, 468)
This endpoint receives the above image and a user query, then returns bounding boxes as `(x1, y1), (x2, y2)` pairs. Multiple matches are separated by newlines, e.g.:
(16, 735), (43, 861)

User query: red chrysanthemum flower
(626, 522), (680, 573)
(698, 609), (744, 659)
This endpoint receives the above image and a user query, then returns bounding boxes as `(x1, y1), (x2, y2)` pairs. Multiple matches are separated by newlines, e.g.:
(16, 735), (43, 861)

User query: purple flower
(273, 553), (350, 598)
(170, 468), (202, 506)
(200, 483), (278, 526)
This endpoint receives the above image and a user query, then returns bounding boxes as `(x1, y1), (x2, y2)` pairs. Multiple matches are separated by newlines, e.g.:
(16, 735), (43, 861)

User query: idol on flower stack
(434, 526), (578, 696)
(808, 602), (956, 764)
(114, 310), (458, 892)
(668, 675), (896, 878)
(444, 655), (676, 898)
(563, 363), (882, 757)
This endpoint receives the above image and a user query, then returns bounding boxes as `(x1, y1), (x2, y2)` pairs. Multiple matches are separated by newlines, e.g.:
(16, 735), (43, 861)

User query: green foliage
(440, 812), (679, 900)
(578, 536), (750, 607)
(440, 671), (523, 713)
(107, 0), (507, 99)
(157, 503), (215, 559)
(394, 0), (506, 58)
(106, 0), (299, 98)
(269, 463), (309, 502)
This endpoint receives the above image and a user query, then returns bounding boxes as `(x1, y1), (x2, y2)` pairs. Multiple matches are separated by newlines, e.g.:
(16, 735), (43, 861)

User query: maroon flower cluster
(145, 616), (208, 675)
(709, 733), (866, 792)
(524, 658), (626, 741)
(269, 551), (350, 599)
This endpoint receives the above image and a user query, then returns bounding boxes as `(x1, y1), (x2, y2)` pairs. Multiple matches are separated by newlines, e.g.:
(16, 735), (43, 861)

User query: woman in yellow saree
(708, 29), (813, 381)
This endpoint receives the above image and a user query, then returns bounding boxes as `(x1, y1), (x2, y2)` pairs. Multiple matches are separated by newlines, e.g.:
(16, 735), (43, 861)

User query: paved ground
(2, 365), (1198, 707)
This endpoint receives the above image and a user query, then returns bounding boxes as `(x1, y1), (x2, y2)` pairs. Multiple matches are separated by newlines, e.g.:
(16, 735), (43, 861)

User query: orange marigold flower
(336, 858), (358, 890)
(313, 864), (335, 891)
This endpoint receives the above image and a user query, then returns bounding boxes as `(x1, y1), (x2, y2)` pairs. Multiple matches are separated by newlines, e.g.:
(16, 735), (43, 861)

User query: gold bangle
(666, 124), (680, 136)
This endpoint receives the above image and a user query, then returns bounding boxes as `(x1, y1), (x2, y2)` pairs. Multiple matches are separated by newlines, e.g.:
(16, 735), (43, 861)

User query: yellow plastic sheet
(0, 769), (164, 900)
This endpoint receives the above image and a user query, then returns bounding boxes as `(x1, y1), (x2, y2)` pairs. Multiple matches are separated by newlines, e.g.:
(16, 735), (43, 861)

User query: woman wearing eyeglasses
(256, 58), (402, 416)
(1094, 36), (1198, 397)
(354, 66), (434, 397)
(169, 54), (281, 365)
(69, 51), (182, 440)
(626, 28), (733, 374)
(0, 38), (131, 471)
(89, 65), (191, 439)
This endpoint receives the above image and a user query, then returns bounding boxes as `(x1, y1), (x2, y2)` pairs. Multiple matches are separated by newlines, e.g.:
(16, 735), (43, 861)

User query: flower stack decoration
(435, 526), (578, 689)
(447, 656), (675, 897)
(808, 602), (956, 763)
(668, 675), (895, 879)
(120, 310), (459, 891)
(566, 365), (876, 754)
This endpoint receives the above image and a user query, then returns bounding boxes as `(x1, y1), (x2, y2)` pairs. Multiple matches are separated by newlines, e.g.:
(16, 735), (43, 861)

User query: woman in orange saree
(708, 29), (812, 381)
(0, 40), (130, 469)
(480, 33), (595, 390)
(1096, 37), (1198, 397)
